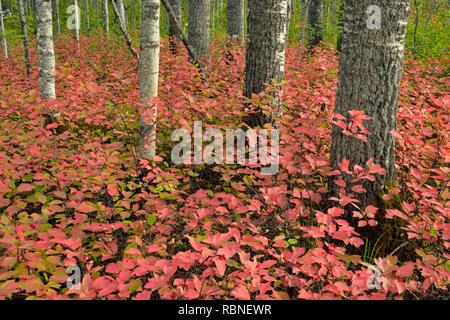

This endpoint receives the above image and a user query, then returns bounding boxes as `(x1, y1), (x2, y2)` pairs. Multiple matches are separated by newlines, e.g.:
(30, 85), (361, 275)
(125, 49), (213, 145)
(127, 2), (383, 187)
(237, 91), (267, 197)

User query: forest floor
(0, 34), (449, 300)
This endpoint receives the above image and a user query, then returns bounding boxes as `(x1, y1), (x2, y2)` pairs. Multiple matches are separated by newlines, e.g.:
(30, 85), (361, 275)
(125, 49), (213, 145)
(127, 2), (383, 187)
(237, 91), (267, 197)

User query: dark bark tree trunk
(330, 0), (410, 208)
(167, 0), (181, 53)
(53, 0), (60, 35)
(299, 0), (309, 47)
(188, 0), (210, 66)
(226, 0), (244, 42)
(243, 0), (289, 127)
(307, 0), (323, 48)
(17, 0), (31, 74)
(72, 0), (80, 48)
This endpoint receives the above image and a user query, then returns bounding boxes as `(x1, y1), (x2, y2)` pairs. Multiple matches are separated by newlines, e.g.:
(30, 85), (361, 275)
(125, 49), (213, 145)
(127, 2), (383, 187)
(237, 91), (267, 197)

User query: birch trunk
(139, 0), (160, 160)
(102, 0), (109, 37)
(0, 0), (8, 59)
(36, 0), (56, 100)
(116, 0), (126, 31)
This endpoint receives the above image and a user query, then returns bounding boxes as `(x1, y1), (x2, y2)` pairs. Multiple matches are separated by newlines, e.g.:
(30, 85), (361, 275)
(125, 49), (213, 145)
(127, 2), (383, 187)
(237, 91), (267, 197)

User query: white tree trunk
(36, 0), (56, 100)
(116, 0), (126, 31)
(0, 0), (8, 59)
(139, 0), (160, 160)
(102, 0), (109, 37)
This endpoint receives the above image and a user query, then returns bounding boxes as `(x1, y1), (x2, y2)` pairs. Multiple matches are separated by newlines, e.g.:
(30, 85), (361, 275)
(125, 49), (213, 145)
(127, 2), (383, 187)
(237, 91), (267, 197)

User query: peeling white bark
(139, 0), (160, 160)
(36, 0), (56, 100)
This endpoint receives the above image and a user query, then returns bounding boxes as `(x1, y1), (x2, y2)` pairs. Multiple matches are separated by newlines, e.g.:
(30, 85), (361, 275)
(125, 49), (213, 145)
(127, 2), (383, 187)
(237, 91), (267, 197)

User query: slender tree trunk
(0, 0), (8, 59)
(36, 0), (56, 100)
(53, 0), (60, 35)
(139, 0), (160, 160)
(17, 0), (31, 74)
(330, 0), (410, 208)
(226, 0), (244, 42)
(162, 0), (205, 72)
(188, 0), (210, 65)
(116, 0), (126, 31)
(102, 0), (109, 37)
(167, 0), (181, 53)
(84, 0), (90, 35)
(109, 0), (139, 59)
(73, 0), (80, 48)
(243, 0), (289, 127)
(307, 0), (323, 48)
(299, 0), (309, 46)
(336, 0), (345, 51)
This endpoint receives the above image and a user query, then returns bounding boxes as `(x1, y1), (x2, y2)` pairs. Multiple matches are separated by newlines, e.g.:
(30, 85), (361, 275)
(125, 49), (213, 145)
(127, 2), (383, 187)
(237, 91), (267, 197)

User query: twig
(108, 0), (139, 60)
(389, 241), (409, 256)
(161, 0), (207, 75)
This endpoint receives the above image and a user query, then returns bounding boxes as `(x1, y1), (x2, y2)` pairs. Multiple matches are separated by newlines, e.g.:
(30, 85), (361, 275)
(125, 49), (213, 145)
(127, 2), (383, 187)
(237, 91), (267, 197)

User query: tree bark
(226, 0), (244, 42)
(115, 0), (126, 31)
(0, 0), (8, 59)
(73, 0), (80, 48)
(102, 0), (109, 37)
(299, 0), (309, 47)
(330, 0), (410, 208)
(307, 0), (323, 48)
(109, 0), (139, 59)
(188, 0), (210, 66)
(17, 0), (31, 74)
(53, 0), (61, 35)
(162, 0), (205, 72)
(84, 0), (90, 35)
(139, 0), (160, 160)
(36, 0), (56, 100)
(243, 0), (289, 127)
(167, 0), (181, 53)
(336, 0), (345, 51)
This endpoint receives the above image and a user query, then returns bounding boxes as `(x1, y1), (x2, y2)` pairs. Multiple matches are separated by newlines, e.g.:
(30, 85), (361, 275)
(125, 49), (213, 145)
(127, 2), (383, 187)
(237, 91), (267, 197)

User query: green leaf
(129, 279), (142, 293)
(147, 215), (157, 226)
(39, 223), (52, 232)
(429, 227), (437, 237)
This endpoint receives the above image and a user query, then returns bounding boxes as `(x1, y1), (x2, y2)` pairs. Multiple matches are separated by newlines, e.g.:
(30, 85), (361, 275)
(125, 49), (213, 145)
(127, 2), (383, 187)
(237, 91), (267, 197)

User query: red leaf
(78, 202), (97, 213)
(107, 184), (120, 197)
(214, 258), (226, 276)
(126, 248), (142, 255)
(16, 183), (35, 193)
(231, 285), (250, 300)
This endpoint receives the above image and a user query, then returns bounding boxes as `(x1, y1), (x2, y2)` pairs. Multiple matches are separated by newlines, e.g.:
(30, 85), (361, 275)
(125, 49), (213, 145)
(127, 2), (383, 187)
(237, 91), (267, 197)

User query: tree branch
(161, 0), (206, 73)
(108, 0), (139, 60)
